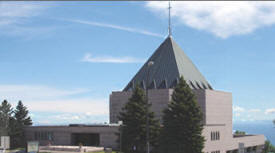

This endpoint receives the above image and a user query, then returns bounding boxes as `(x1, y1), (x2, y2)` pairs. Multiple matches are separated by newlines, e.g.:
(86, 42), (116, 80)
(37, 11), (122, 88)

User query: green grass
(5, 148), (25, 153)
(86, 151), (117, 153)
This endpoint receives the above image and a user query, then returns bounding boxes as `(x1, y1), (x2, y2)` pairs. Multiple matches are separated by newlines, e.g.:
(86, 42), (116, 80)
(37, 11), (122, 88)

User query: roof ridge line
(167, 37), (181, 80)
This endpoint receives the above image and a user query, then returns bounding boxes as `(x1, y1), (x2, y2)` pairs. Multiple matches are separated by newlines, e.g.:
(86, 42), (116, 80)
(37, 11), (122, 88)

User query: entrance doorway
(71, 133), (100, 146)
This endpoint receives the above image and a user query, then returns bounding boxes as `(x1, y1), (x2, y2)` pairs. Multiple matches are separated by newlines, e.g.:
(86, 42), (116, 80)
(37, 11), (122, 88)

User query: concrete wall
(227, 135), (265, 153)
(109, 89), (264, 153)
(204, 90), (232, 125)
(24, 126), (119, 149)
(110, 89), (229, 125)
(24, 88), (265, 153)
(110, 91), (132, 124)
(204, 124), (232, 153)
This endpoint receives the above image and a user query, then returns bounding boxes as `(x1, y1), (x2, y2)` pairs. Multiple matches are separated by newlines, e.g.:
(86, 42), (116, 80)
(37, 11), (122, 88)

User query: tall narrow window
(211, 131), (220, 141)
(211, 132), (214, 140)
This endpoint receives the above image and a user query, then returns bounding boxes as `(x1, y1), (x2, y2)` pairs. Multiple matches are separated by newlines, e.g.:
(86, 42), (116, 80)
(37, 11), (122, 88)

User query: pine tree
(11, 101), (33, 148)
(159, 77), (205, 153)
(14, 101), (32, 126)
(0, 100), (13, 136)
(118, 85), (160, 153)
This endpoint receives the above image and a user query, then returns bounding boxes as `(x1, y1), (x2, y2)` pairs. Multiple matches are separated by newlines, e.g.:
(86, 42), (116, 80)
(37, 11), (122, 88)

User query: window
(247, 147), (252, 152)
(211, 131), (220, 141)
(216, 131), (220, 140)
(252, 146), (257, 151)
(34, 131), (54, 141)
(211, 151), (220, 153)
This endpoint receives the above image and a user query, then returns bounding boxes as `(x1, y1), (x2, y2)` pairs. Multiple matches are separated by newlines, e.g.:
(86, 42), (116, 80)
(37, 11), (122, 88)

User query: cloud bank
(146, 1), (275, 38)
(0, 84), (89, 101)
(265, 108), (275, 114)
(0, 84), (108, 117)
(27, 98), (108, 115)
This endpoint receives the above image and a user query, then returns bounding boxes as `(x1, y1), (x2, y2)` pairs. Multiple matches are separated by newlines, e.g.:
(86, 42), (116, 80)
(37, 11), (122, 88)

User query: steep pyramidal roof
(124, 36), (212, 91)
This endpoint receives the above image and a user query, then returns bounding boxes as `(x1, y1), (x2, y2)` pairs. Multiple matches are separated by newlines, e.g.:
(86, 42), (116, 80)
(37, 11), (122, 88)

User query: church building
(25, 35), (265, 153)
(109, 36), (265, 153)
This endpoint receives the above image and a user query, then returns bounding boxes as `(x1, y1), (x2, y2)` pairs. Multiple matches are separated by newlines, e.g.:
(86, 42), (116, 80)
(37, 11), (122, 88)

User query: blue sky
(0, 1), (275, 125)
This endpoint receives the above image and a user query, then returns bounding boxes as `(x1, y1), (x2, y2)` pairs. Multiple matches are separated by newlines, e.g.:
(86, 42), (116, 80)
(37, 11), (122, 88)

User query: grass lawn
(37, 151), (117, 153)
(38, 151), (117, 153)
(5, 148), (25, 153)
(39, 152), (117, 153)
(87, 151), (117, 153)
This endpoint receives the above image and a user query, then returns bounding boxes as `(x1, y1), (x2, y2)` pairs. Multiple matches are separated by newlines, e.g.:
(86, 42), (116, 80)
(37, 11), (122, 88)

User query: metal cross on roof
(168, 1), (172, 36)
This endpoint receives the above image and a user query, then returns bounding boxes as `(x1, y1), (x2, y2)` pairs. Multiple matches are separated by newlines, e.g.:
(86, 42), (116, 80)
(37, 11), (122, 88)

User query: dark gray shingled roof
(123, 36), (212, 91)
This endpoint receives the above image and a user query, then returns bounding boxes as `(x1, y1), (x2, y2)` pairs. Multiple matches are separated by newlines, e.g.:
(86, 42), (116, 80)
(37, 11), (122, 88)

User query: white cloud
(0, 84), (89, 101)
(146, 1), (275, 38)
(248, 109), (261, 113)
(233, 106), (245, 112)
(36, 112), (108, 125)
(235, 113), (241, 117)
(36, 120), (51, 125)
(66, 19), (164, 38)
(265, 108), (275, 114)
(0, 26), (56, 40)
(233, 106), (261, 113)
(0, 2), (46, 26)
(0, 84), (109, 123)
(0, 84), (109, 115)
(85, 112), (94, 116)
(55, 114), (81, 120)
(26, 98), (108, 115)
(82, 53), (145, 63)
(0, 2), (53, 37)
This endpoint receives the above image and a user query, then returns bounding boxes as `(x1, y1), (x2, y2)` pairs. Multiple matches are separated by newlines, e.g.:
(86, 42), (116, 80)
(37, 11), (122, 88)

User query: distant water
(233, 121), (275, 145)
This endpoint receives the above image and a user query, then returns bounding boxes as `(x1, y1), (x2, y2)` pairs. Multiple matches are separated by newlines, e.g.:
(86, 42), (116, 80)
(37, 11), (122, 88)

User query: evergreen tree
(263, 140), (275, 153)
(234, 130), (246, 135)
(11, 101), (33, 148)
(14, 101), (32, 126)
(0, 100), (13, 136)
(118, 85), (160, 153)
(159, 77), (205, 153)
